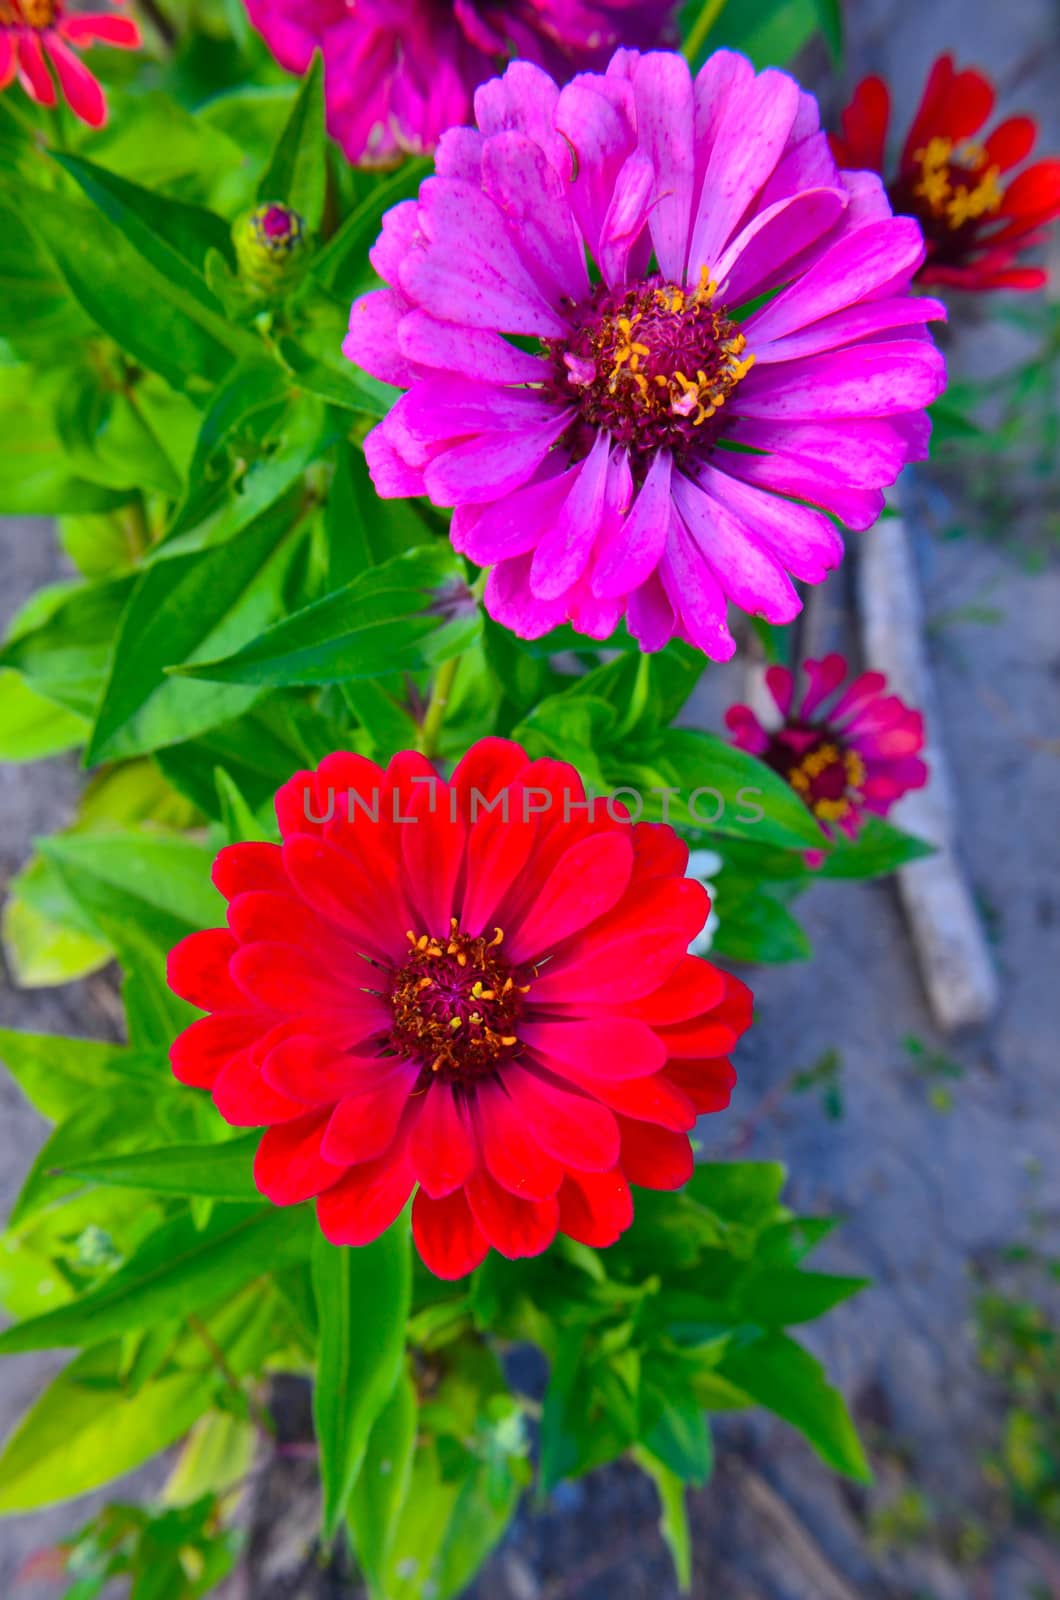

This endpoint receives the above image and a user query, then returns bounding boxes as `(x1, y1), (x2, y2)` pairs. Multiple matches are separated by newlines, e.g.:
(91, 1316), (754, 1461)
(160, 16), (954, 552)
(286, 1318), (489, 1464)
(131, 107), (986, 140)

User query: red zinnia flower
(725, 654), (927, 847)
(831, 53), (1060, 291)
(0, 0), (139, 128)
(167, 740), (750, 1279)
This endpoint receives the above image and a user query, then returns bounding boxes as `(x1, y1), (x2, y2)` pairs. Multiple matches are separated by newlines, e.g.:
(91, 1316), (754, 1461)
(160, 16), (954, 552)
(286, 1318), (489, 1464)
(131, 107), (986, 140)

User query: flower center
(1, 0), (56, 26)
(768, 733), (867, 822)
(894, 136), (1003, 241)
(388, 920), (529, 1084)
(548, 268), (755, 473)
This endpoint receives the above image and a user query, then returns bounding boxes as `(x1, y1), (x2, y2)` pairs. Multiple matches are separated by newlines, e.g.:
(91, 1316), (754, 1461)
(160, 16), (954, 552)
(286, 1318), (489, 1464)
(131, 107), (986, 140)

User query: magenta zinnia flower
(345, 49), (948, 657)
(244, 0), (677, 167)
(0, 0), (139, 128)
(725, 654), (928, 845)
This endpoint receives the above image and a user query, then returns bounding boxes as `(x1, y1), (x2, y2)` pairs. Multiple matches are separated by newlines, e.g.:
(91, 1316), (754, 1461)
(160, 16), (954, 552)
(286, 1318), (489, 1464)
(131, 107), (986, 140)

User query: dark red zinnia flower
(831, 53), (1060, 291)
(167, 739), (750, 1279)
(725, 654), (927, 848)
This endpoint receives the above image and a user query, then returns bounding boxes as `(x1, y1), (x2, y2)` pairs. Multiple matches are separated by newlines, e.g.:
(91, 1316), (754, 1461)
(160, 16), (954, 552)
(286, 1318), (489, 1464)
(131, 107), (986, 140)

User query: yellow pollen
(913, 136), (1003, 229)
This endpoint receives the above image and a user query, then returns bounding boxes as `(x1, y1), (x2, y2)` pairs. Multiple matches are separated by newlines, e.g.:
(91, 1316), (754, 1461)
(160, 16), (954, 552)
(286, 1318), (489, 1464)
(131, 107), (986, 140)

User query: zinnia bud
(232, 201), (309, 295)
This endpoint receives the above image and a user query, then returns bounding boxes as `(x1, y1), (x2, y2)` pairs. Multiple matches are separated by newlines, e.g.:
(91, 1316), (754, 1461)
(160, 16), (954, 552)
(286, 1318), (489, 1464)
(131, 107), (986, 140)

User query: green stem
(418, 655), (461, 759)
(683, 0), (731, 63)
(188, 1314), (274, 1437)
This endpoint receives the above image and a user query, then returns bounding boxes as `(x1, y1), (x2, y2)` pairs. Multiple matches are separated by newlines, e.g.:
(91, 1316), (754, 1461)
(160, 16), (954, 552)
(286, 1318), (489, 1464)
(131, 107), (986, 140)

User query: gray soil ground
(2, 1), (1059, 1596)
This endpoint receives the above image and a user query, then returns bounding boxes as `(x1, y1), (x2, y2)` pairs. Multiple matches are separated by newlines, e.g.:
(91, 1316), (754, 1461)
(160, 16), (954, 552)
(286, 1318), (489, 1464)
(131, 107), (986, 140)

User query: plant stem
(188, 1314), (274, 1437)
(419, 655), (460, 759)
(683, 0), (731, 63)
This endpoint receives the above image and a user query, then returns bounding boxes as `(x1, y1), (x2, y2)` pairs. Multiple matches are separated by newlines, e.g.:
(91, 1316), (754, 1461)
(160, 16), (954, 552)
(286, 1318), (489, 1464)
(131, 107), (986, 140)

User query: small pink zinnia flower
(725, 654), (928, 846)
(0, 0), (139, 128)
(166, 739), (750, 1280)
(345, 49), (948, 658)
(243, 0), (677, 167)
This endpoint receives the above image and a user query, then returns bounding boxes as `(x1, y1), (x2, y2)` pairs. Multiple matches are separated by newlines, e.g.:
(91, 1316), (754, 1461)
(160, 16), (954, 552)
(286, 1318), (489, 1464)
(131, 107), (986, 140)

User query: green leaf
(1, 859), (112, 989)
(22, 186), (254, 391)
(52, 151), (234, 279)
(717, 1333), (872, 1481)
(181, 544), (479, 687)
(312, 1223), (412, 1539)
(38, 831), (223, 942)
(707, 0), (824, 67)
(0, 574), (136, 717)
(165, 360), (291, 541)
(257, 52), (326, 231)
(639, 1382), (713, 1486)
(0, 1029), (162, 1123)
(687, 1162), (787, 1226)
(347, 1374), (418, 1595)
(0, 669), (88, 760)
(86, 498), (306, 763)
(326, 439), (431, 587)
(647, 729), (824, 849)
(0, 1205), (311, 1356)
(817, 815), (934, 879)
(710, 876), (812, 964)
(0, 1343), (218, 1513)
(58, 1135), (260, 1201)
(216, 768), (279, 844)
(633, 1447), (693, 1592)
(812, 0), (843, 60)
(735, 1267), (868, 1325)
(309, 158), (431, 300)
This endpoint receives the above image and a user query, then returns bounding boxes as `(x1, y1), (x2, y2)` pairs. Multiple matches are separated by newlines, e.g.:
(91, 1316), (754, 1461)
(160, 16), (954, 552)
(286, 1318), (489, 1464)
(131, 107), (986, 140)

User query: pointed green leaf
(52, 151), (234, 278)
(86, 499), (306, 763)
(58, 1134), (260, 1201)
(180, 545), (479, 687)
(310, 158), (431, 299)
(0, 1027), (163, 1123)
(717, 1332), (872, 1481)
(312, 1224), (412, 1539)
(633, 1447), (693, 1592)
(347, 1374), (418, 1594)
(0, 669), (88, 760)
(0, 1205), (311, 1356)
(257, 52), (327, 231)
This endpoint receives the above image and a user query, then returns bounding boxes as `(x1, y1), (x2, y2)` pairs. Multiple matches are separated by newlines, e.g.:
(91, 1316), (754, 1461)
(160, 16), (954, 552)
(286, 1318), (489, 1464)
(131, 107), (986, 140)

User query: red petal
(450, 737), (530, 819)
(316, 1152), (414, 1246)
(465, 1169), (559, 1259)
(557, 1168), (633, 1247)
(579, 1072), (696, 1131)
(170, 1012), (265, 1089)
(901, 55), (994, 168)
(509, 830), (634, 963)
(472, 1081), (564, 1201)
(254, 1110), (344, 1205)
(282, 834), (408, 963)
(982, 115), (1037, 172)
(532, 879), (707, 1005)
(226, 890), (355, 967)
(616, 1116), (694, 1190)
(214, 1050), (308, 1126)
(320, 1065), (417, 1164)
(664, 1057), (737, 1113)
(399, 782), (467, 936)
(520, 1017), (666, 1081)
(998, 159), (1060, 221)
(408, 1083), (477, 1197)
(262, 1035), (386, 1106)
(836, 74), (891, 172)
(503, 1062), (620, 1172)
(229, 943), (386, 1032)
(168, 929), (249, 1014)
(212, 842), (287, 900)
(412, 1188), (488, 1279)
(621, 954), (728, 1026)
(629, 822), (688, 882)
(60, 13), (140, 47)
(15, 33), (56, 106)
(459, 783), (537, 938)
(275, 768), (329, 838)
(1, 36), (19, 90)
(44, 35), (106, 127)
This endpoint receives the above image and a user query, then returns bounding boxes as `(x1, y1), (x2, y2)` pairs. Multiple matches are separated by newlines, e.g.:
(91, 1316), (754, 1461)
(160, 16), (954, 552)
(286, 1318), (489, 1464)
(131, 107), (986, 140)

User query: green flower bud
(232, 201), (310, 295)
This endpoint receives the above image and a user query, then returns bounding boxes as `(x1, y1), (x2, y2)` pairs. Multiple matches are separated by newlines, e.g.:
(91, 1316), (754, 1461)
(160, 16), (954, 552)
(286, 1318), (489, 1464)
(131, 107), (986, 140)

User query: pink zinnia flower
(725, 654), (928, 845)
(0, 0), (139, 128)
(166, 739), (750, 1279)
(243, 0), (677, 167)
(345, 49), (948, 658)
